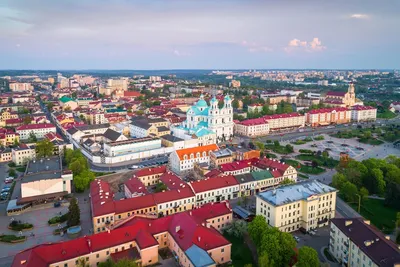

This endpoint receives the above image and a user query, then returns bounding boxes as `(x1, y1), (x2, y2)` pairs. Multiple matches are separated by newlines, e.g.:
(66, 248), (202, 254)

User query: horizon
(1, 0), (399, 69)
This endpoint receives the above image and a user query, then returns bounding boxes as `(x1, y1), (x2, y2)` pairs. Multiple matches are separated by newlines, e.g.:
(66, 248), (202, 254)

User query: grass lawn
(93, 171), (115, 177)
(223, 233), (255, 267)
(314, 135), (325, 141)
(299, 165), (325, 174)
(265, 145), (293, 155)
(358, 138), (384, 146)
(284, 159), (300, 168)
(349, 199), (397, 233)
(265, 153), (278, 158)
(295, 154), (339, 168)
(16, 167), (26, 173)
(293, 140), (307, 145)
(298, 173), (309, 179)
(377, 110), (397, 119)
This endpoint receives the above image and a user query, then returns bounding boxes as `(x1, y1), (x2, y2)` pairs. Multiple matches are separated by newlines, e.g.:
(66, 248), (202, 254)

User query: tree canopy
(35, 139), (55, 158)
(297, 246), (320, 267)
(64, 149), (95, 192)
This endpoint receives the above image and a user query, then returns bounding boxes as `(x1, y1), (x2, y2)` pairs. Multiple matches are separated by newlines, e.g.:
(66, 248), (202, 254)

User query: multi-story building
(59, 96), (78, 111)
(89, 112), (107, 125)
(219, 160), (252, 176)
(11, 145), (36, 165)
(234, 118), (270, 137)
(132, 165), (167, 186)
(0, 128), (19, 146)
(324, 83), (356, 107)
(305, 107), (351, 127)
(9, 82), (33, 92)
(189, 175), (240, 206)
(149, 76), (162, 82)
(169, 144), (219, 175)
(124, 177), (148, 198)
(130, 118), (170, 138)
(13, 201), (233, 267)
(351, 105), (377, 122)
(107, 78), (128, 91)
(210, 148), (234, 168)
(16, 123), (56, 140)
(329, 218), (400, 267)
(256, 180), (336, 232)
(103, 137), (162, 158)
(229, 80), (241, 88)
(263, 113), (305, 131)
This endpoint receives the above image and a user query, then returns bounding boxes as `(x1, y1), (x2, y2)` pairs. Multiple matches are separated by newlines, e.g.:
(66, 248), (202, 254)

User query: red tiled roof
(44, 132), (63, 141)
(124, 177), (148, 195)
(204, 169), (223, 178)
(16, 123), (55, 131)
(351, 105), (376, 111)
(5, 118), (23, 124)
(114, 194), (156, 215)
(220, 160), (252, 172)
(262, 112), (303, 120)
(124, 91), (142, 98)
(324, 99), (344, 104)
(190, 202), (232, 223)
(251, 158), (291, 177)
(90, 180), (115, 217)
(135, 165), (166, 178)
(153, 187), (194, 204)
(189, 175), (239, 193)
(237, 117), (267, 126)
(307, 107), (349, 114)
(159, 172), (188, 190)
(326, 91), (346, 96)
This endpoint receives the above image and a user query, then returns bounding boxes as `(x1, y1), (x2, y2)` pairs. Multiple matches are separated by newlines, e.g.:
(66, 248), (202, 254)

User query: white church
(172, 94), (234, 144)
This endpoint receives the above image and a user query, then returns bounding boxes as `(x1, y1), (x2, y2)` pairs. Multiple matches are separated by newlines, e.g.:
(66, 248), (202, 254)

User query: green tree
(322, 150), (329, 159)
(67, 197), (80, 227)
(273, 140), (280, 147)
(256, 142), (265, 152)
(258, 251), (273, 267)
(297, 246), (319, 267)
(28, 131), (37, 142)
(23, 116), (32, 125)
(280, 178), (295, 185)
(98, 259), (138, 267)
(332, 173), (347, 190)
(248, 215), (268, 248)
(232, 99), (239, 109)
(370, 168), (386, 195)
(224, 220), (247, 238)
(13, 138), (19, 147)
(154, 182), (168, 193)
(74, 170), (95, 192)
(285, 144), (294, 153)
(341, 181), (358, 202)
(385, 182), (400, 210)
(359, 187), (369, 202)
(76, 257), (90, 267)
(8, 168), (17, 178)
(35, 139), (55, 158)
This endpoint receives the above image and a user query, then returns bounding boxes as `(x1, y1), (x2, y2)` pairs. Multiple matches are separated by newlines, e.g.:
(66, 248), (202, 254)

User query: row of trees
(248, 216), (320, 267)
(65, 149), (95, 192)
(333, 156), (400, 209)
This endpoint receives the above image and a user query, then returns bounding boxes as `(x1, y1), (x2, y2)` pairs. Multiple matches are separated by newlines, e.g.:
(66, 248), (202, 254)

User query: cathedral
(173, 94), (234, 143)
(323, 83), (356, 107)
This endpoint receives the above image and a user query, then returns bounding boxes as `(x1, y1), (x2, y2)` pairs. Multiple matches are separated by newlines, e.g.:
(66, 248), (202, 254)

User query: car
(311, 144), (318, 147)
(341, 144), (349, 147)
(5, 177), (14, 184)
(327, 141), (334, 144)
(325, 148), (332, 151)
(309, 230), (317, 236)
(356, 147), (365, 150)
(128, 165), (140, 170)
(294, 236), (300, 242)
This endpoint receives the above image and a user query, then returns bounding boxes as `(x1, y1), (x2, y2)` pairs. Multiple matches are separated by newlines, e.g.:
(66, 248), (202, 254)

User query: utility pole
(356, 194), (361, 213)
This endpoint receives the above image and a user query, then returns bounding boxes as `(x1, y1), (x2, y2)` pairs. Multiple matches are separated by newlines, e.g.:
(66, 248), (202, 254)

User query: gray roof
(130, 119), (152, 130)
(210, 148), (232, 158)
(161, 134), (184, 142)
(103, 128), (122, 142)
(67, 127), (79, 135)
(157, 126), (170, 132)
(76, 123), (110, 131)
(257, 180), (336, 206)
(234, 173), (255, 184)
(148, 118), (167, 123)
(26, 157), (61, 174)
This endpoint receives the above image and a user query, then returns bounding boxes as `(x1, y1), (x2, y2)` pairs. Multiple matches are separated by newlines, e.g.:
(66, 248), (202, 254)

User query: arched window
(196, 152), (200, 158)
(190, 153), (194, 159)
(203, 152), (207, 157)
(184, 155), (188, 160)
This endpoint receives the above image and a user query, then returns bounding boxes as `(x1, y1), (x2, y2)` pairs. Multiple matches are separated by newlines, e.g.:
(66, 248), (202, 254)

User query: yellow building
(256, 180), (337, 232)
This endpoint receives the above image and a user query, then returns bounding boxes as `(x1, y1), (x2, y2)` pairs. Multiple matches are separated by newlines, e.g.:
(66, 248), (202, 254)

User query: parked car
(5, 177), (14, 184)
(128, 165), (140, 170)
(294, 236), (300, 242)
(356, 147), (365, 150)
(309, 230), (317, 236)
(341, 144), (349, 147)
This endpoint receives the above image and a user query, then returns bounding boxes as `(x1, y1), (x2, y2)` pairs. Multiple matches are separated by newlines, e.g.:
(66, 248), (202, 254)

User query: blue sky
(0, 0), (399, 69)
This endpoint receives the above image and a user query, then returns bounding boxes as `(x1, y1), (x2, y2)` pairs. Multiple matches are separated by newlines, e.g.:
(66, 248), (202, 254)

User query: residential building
(16, 123), (56, 140)
(256, 180), (337, 232)
(9, 82), (33, 92)
(189, 175), (239, 206)
(11, 145), (36, 165)
(234, 118), (270, 137)
(210, 148), (234, 168)
(103, 137), (162, 158)
(219, 160), (252, 176)
(329, 218), (400, 267)
(149, 76), (162, 82)
(351, 105), (377, 122)
(0, 128), (19, 146)
(305, 107), (351, 127)
(263, 113), (305, 131)
(175, 94), (234, 142)
(169, 144), (219, 175)
(0, 149), (12, 162)
(59, 96), (78, 111)
(12, 202), (233, 267)
(133, 166), (167, 187)
(248, 104), (263, 113)
(130, 118), (170, 138)
(124, 177), (148, 198)
(229, 80), (241, 88)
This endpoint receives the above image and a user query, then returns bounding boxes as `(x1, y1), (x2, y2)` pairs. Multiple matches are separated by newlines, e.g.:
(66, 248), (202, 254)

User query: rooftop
(257, 180), (336, 206)
(26, 157), (62, 174)
(331, 218), (400, 267)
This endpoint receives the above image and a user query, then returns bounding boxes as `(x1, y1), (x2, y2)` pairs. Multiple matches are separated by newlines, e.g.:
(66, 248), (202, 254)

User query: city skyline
(1, 0), (399, 69)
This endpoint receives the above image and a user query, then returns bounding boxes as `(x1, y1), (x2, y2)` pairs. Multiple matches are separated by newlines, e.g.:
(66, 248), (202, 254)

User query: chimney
(189, 211), (192, 216)
(345, 220), (353, 226)
(87, 239), (91, 248)
(198, 236), (201, 242)
(175, 225), (180, 233)
(107, 228), (110, 234)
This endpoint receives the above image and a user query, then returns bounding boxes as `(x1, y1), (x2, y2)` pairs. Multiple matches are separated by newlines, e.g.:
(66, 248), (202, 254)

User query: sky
(0, 0), (399, 70)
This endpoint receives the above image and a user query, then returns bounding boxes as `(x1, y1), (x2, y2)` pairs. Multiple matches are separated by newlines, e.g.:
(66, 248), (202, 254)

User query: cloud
(285, 37), (326, 52)
(173, 49), (191, 57)
(241, 40), (272, 53)
(350, 14), (369, 19)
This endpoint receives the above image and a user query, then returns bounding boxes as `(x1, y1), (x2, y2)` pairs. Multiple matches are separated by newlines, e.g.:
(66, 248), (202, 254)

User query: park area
(223, 233), (255, 267)
(348, 198), (398, 233)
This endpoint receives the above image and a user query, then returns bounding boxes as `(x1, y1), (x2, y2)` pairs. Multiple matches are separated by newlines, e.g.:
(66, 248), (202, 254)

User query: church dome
(224, 95), (231, 101)
(196, 99), (208, 107)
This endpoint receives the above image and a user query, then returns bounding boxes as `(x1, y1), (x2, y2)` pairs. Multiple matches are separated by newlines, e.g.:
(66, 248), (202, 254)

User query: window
(221, 248), (225, 252)
(96, 254), (99, 258)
